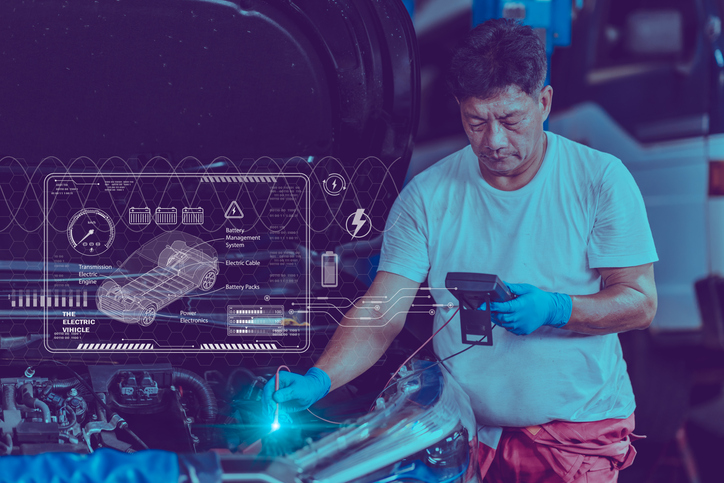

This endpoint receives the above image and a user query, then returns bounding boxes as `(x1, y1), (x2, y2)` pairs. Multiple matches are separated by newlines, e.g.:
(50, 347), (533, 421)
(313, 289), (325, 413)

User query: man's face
(459, 85), (552, 185)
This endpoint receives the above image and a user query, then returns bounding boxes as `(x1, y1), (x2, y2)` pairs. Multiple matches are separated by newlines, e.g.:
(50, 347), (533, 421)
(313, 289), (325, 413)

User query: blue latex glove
(262, 367), (331, 419)
(489, 283), (572, 335)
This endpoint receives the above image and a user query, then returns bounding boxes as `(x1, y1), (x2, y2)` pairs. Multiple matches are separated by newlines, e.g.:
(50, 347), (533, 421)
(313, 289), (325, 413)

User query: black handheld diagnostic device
(444, 272), (514, 346)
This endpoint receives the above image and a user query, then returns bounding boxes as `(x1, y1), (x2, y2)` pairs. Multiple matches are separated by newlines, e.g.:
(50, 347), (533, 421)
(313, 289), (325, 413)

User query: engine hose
(121, 427), (149, 450)
(171, 368), (218, 423)
(20, 383), (51, 423)
(2, 385), (16, 410)
(51, 378), (83, 391)
(34, 399), (52, 424)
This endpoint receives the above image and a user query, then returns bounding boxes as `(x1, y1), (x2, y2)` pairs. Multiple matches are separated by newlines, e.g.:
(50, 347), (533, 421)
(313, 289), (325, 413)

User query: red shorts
(478, 414), (641, 483)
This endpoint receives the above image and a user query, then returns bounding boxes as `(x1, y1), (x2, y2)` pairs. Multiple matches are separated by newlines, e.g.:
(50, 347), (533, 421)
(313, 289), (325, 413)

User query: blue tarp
(0, 449), (180, 483)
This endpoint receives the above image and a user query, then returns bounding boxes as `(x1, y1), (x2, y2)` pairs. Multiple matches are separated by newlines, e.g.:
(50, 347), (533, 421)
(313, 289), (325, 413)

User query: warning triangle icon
(225, 201), (244, 219)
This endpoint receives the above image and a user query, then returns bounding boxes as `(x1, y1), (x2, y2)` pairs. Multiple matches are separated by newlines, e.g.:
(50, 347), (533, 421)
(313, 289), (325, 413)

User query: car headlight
(345, 426), (471, 483)
(290, 360), (477, 483)
(421, 427), (470, 473)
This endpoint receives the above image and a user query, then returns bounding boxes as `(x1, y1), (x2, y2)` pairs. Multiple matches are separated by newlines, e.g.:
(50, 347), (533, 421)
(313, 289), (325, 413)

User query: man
(263, 18), (657, 482)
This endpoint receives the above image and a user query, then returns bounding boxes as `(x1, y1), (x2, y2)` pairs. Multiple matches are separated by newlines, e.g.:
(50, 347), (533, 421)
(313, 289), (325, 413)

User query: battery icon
(321, 251), (338, 288)
(154, 207), (177, 225)
(129, 207), (151, 225)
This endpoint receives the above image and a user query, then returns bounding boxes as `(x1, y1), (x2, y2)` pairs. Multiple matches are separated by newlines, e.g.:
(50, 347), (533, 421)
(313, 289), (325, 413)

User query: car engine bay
(0, 362), (321, 457)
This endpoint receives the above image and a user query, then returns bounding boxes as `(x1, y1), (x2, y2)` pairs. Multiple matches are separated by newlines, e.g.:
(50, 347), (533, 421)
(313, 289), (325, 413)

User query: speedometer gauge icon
(67, 208), (116, 256)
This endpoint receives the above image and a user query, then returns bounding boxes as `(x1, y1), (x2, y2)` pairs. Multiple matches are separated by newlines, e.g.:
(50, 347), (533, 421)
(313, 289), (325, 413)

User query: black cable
(121, 427), (150, 450)
(172, 368), (218, 423)
(436, 327), (496, 372)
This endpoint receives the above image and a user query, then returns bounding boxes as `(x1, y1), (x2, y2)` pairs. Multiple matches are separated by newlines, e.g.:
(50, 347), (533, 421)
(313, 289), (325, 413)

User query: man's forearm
(566, 265), (657, 335)
(315, 321), (397, 392)
(312, 270), (419, 392)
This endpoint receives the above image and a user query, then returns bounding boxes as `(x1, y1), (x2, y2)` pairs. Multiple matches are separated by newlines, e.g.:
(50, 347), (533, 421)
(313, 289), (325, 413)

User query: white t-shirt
(378, 132), (658, 432)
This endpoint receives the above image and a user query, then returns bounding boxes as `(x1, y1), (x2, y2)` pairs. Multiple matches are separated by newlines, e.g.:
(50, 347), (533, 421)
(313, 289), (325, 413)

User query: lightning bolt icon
(352, 208), (366, 237)
(232, 207), (236, 215)
(332, 179), (337, 191)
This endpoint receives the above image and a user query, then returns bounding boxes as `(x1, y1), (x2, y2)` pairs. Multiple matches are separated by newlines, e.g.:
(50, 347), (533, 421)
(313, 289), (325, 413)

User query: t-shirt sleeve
(587, 159), (658, 268)
(378, 180), (430, 283)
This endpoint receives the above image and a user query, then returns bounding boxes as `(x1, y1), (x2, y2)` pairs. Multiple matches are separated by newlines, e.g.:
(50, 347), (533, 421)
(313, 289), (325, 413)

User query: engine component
(1, 374), (119, 455)
(2, 385), (17, 411)
(65, 395), (88, 423)
(19, 383), (51, 423)
(117, 371), (160, 405)
(1, 364), (221, 455)
(15, 421), (60, 444)
(1, 385), (19, 456)
(0, 433), (12, 456)
(42, 392), (65, 409)
(171, 368), (218, 423)
(82, 413), (124, 450)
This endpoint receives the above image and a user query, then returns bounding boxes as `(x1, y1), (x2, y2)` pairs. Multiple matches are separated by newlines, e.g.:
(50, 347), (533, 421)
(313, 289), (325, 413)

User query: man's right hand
(262, 367), (331, 419)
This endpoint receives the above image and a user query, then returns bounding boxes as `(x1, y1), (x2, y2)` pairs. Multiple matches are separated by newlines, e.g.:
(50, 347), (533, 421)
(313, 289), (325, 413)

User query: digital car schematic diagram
(97, 231), (218, 327)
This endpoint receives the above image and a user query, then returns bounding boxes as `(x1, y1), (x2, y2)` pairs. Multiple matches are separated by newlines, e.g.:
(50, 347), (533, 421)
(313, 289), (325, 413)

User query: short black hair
(447, 18), (547, 101)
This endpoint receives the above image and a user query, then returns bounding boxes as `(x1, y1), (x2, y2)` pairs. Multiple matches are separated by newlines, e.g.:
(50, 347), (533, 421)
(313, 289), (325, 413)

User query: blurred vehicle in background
(550, 0), (724, 341)
(548, 2), (724, 480)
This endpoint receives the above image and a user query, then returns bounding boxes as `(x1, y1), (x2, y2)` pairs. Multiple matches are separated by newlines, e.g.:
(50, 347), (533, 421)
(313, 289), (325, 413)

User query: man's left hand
(490, 283), (572, 335)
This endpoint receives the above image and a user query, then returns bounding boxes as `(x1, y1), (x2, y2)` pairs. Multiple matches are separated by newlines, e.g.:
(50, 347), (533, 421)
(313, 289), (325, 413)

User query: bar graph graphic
(9, 289), (89, 308)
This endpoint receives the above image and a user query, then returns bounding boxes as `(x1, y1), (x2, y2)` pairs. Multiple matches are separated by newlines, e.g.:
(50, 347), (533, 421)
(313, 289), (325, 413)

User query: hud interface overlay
(42, 172), (309, 354)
